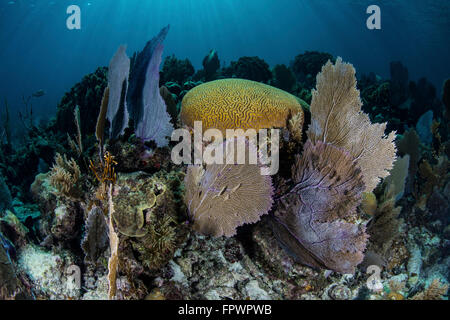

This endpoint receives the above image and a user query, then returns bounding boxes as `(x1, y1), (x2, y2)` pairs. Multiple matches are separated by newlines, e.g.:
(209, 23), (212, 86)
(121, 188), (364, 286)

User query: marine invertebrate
(202, 49), (220, 81)
(160, 85), (178, 123)
(397, 128), (420, 193)
(291, 51), (335, 88)
(271, 58), (397, 273)
(18, 245), (79, 299)
(103, 25), (175, 147)
(106, 45), (130, 139)
(160, 54), (195, 84)
(134, 34), (174, 147)
(111, 176), (157, 237)
(272, 141), (367, 274)
(367, 155), (409, 257)
(107, 183), (119, 300)
(222, 56), (272, 83)
(411, 279), (448, 300)
(180, 78), (304, 134)
(55, 67), (107, 137)
(49, 153), (82, 198)
(90, 151), (117, 185)
(307, 58), (397, 192)
(81, 206), (109, 264)
(1, 241), (29, 299)
(184, 138), (274, 237)
(0, 174), (12, 213)
(271, 64), (296, 92)
(131, 214), (178, 270)
(67, 106), (83, 157)
(110, 171), (185, 271)
(389, 61), (409, 107)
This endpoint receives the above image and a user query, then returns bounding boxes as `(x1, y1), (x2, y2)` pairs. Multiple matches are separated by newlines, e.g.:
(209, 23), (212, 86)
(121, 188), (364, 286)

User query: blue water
(0, 0), (449, 133)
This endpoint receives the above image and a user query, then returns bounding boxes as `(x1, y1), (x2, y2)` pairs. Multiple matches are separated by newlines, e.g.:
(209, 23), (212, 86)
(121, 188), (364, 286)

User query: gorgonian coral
(271, 58), (397, 273)
(272, 141), (367, 274)
(307, 58), (397, 192)
(106, 45), (130, 139)
(180, 78), (303, 134)
(49, 153), (82, 198)
(184, 139), (274, 237)
(103, 25), (174, 147)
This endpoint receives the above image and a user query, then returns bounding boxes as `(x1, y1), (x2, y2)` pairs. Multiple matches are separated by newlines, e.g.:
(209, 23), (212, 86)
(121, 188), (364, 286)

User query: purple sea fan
(271, 140), (368, 274)
(129, 25), (173, 147)
(107, 45), (130, 139)
(184, 138), (274, 237)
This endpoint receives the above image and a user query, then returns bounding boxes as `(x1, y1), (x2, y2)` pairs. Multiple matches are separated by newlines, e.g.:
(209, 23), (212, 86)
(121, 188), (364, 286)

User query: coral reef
(201, 49), (220, 81)
(291, 51), (335, 88)
(0, 26), (448, 300)
(0, 174), (12, 212)
(222, 56), (272, 83)
(160, 54), (195, 84)
(55, 67), (107, 137)
(181, 78), (303, 133)
(18, 245), (79, 299)
(271, 64), (296, 92)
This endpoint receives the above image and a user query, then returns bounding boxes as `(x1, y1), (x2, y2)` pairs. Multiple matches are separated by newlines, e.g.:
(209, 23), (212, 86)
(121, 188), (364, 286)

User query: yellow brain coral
(181, 78), (304, 133)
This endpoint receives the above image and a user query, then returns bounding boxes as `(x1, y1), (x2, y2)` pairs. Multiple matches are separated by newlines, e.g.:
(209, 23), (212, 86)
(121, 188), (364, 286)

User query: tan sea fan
(184, 138), (274, 237)
(307, 57), (397, 192)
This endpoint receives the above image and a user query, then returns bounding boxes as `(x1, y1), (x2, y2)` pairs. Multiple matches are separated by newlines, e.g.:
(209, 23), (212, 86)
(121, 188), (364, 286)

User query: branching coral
(184, 139), (274, 237)
(181, 78), (304, 134)
(307, 58), (397, 192)
(49, 153), (82, 199)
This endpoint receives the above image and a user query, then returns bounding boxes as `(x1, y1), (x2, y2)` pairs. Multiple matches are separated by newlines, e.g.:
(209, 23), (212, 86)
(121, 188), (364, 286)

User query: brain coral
(180, 79), (303, 133)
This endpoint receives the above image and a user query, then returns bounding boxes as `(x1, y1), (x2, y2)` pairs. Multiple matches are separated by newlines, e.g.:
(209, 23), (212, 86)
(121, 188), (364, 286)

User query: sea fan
(307, 57), (396, 192)
(184, 138), (274, 237)
(107, 45), (130, 139)
(272, 141), (367, 274)
(128, 25), (174, 147)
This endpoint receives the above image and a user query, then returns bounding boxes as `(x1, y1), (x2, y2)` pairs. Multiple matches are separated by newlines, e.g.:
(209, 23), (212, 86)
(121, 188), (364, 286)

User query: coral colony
(1, 24), (449, 301)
